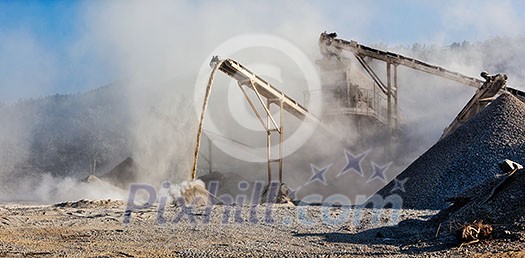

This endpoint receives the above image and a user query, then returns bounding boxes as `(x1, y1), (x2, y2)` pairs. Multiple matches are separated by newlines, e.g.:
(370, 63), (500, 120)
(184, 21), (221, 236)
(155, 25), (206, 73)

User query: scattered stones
(260, 182), (294, 204)
(54, 199), (124, 209)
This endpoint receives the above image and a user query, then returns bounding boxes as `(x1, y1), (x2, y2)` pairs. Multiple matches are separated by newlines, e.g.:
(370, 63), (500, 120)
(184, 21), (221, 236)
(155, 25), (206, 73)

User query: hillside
(0, 85), (131, 183)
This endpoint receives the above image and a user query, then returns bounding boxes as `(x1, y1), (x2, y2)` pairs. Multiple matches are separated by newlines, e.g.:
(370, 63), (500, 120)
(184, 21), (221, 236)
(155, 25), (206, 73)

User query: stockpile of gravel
(375, 93), (525, 209)
(198, 171), (251, 200)
(435, 168), (525, 226)
(96, 157), (141, 189)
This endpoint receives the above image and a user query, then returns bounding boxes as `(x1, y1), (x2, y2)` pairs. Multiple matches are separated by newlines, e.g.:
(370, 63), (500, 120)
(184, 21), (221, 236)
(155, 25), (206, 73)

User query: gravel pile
(98, 157), (141, 189)
(198, 171), (252, 201)
(435, 167), (525, 226)
(375, 93), (525, 209)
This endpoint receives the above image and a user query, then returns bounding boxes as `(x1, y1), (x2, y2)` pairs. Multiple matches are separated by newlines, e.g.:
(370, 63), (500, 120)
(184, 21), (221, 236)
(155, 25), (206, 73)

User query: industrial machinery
(192, 56), (323, 183)
(193, 32), (525, 183)
(318, 32), (525, 139)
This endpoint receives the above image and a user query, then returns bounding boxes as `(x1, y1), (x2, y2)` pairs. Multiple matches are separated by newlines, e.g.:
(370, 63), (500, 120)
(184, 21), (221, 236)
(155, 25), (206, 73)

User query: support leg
(267, 100), (272, 183)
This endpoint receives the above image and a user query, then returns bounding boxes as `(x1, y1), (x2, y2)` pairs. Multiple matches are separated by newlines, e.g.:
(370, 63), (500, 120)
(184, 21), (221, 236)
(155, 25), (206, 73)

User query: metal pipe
(191, 59), (226, 180)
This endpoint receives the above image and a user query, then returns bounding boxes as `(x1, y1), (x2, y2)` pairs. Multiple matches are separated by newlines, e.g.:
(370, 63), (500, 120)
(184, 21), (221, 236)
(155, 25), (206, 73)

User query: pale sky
(1, 0), (524, 102)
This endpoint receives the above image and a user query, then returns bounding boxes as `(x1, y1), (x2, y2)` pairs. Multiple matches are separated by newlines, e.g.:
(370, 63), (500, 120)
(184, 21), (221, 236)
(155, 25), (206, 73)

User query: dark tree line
(0, 85), (132, 179)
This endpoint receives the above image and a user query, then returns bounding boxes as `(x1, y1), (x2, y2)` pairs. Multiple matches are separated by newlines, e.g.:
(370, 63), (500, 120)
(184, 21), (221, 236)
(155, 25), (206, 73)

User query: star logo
(289, 186), (300, 199)
(390, 177), (409, 193)
(338, 149), (370, 177)
(367, 162), (390, 183)
(308, 164), (331, 185)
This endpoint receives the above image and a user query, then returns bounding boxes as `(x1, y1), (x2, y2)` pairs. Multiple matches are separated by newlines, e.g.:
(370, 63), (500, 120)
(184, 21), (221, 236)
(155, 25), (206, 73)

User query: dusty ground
(1, 200), (525, 257)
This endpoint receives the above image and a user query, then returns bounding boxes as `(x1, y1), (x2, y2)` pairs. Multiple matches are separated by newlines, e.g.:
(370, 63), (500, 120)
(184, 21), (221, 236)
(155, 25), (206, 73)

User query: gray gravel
(0, 201), (435, 257)
(376, 93), (525, 210)
(2, 200), (525, 257)
(433, 167), (525, 228)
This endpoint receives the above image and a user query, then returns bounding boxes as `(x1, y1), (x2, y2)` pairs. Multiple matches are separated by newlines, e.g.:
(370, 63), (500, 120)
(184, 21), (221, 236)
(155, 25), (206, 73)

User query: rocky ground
(1, 200), (525, 257)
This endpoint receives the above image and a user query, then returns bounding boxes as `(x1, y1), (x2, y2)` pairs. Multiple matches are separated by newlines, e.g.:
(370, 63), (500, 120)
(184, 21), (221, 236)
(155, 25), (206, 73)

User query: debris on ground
(53, 199), (124, 209)
(455, 220), (493, 246)
(260, 182), (294, 204)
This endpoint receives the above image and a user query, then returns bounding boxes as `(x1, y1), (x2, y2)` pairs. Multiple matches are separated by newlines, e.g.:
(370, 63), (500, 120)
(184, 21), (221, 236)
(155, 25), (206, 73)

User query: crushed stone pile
(375, 93), (525, 209)
(98, 157), (141, 189)
(434, 167), (525, 227)
(198, 171), (251, 200)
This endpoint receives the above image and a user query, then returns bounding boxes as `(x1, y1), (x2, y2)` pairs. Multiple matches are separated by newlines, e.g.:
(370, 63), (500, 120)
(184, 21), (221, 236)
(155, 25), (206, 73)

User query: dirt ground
(1, 200), (525, 257)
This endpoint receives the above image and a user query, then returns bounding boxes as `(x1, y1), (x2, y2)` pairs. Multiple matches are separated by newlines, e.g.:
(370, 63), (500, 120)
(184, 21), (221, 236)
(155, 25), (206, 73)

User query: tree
(450, 42), (461, 50)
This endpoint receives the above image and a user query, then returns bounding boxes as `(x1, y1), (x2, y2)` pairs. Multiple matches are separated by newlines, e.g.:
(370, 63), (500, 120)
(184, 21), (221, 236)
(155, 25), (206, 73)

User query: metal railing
(307, 85), (389, 125)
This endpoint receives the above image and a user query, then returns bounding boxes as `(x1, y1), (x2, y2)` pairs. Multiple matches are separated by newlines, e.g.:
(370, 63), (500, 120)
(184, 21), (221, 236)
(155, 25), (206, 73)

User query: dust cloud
(1, 1), (524, 202)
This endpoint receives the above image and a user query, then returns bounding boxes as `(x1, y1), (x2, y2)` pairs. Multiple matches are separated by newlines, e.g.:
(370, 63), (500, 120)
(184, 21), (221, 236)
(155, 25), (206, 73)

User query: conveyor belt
(214, 58), (318, 122)
(320, 32), (483, 88)
(319, 32), (525, 138)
